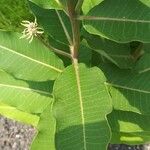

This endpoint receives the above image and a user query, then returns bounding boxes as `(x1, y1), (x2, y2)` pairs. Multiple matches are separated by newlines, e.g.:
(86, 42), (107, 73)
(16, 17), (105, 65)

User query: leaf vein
(0, 45), (62, 73)
(0, 83), (51, 95)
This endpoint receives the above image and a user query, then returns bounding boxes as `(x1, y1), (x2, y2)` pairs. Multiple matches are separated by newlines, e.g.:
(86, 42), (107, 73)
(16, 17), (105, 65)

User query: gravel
(0, 116), (36, 150)
(0, 115), (150, 150)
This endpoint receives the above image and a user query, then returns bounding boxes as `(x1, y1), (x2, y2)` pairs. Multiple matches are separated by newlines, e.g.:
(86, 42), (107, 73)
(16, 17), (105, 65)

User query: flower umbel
(20, 18), (44, 43)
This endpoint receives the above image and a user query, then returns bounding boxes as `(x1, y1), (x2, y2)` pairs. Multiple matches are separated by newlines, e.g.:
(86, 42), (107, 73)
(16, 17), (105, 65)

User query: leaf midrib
(109, 54), (131, 58)
(0, 44), (62, 73)
(139, 68), (150, 74)
(73, 59), (87, 150)
(0, 83), (51, 95)
(79, 16), (150, 23)
(106, 82), (150, 94)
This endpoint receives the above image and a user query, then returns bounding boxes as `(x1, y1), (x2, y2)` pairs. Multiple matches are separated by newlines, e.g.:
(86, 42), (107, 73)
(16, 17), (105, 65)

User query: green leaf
(47, 35), (71, 67)
(139, 0), (150, 7)
(82, 31), (134, 69)
(31, 102), (56, 150)
(0, 31), (64, 81)
(135, 54), (150, 73)
(82, 0), (103, 14)
(79, 41), (92, 65)
(0, 70), (53, 114)
(134, 43), (150, 73)
(108, 110), (150, 144)
(108, 73), (150, 114)
(0, 102), (39, 127)
(29, 1), (72, 45)
(28, 0), (63, 9)
(100, 63), (150, 115)
(53, 63), (112, 150)
(82, 0), (150, 42)
(47, 35), (70, 53)
(111, 132), (150, 145)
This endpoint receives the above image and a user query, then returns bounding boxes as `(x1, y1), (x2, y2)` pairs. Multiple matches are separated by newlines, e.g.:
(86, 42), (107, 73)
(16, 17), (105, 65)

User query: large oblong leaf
(0, 70), (53, 114)
(53, 63), (112, 150)
(83, 0), (150, 42)
(0, 31), (64, 81)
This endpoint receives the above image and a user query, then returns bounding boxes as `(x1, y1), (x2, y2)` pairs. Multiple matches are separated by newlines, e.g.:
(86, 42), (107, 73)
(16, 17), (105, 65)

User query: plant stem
(37, 36), (72, 58)
(67, 1), (80, 59)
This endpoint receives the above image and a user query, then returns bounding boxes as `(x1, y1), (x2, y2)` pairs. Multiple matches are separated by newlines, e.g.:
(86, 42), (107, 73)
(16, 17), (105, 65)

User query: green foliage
(0, 0), (150, 150)
(83, 0), (150, 42)
(0, 0), (32, 31)
(0, 70), (53, 113)
(0, 31), (64, 81)
(31, 102), (56, 150)
(29, 0), (63, 9)
(102, 63), (150, 115)
(0, 102), (39, 127)
(29, 1), (72, 45)
(53, 64), (112, 150)
(82, 0), (103, 14)
(108, 110), (150, 144)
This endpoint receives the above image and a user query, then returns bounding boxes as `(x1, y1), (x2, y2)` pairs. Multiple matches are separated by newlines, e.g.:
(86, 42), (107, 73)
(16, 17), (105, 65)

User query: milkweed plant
(0, 0), (150, 150)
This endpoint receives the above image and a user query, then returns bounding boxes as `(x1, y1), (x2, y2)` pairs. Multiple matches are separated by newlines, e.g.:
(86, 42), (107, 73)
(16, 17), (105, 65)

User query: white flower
(20, 18), (44, 43)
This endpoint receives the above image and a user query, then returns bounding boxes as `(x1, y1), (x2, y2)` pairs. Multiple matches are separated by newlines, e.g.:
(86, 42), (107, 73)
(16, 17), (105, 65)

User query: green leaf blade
(134, 44), (150, 73)
(82, 0), (103, 14)
(54, 64), (112, 150)
(100, 63), (150, 115)
(83, 0), (150, 42)
(108, 110), (150, 144)
(31, 103), (56, 150)
(0, 102), (39, 127)
(82, 31), (134, 69)
(0, 31), (64, 81)
(29, 2), (72, 45)
(29, 0), (63, 9)
(0, 70), (53, 114)
(0, 0), (31, 32)
(139, 0), (150, 7)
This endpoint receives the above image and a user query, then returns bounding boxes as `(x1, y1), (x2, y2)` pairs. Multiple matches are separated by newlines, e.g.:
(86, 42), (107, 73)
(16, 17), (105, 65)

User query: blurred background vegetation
(0, 0), (32, 32)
